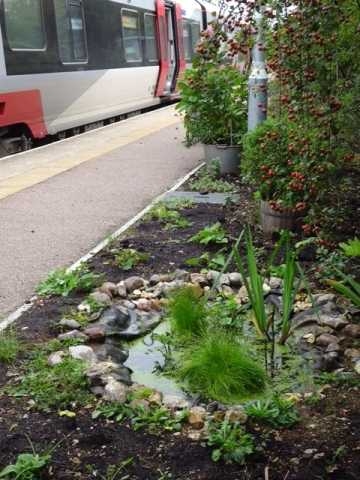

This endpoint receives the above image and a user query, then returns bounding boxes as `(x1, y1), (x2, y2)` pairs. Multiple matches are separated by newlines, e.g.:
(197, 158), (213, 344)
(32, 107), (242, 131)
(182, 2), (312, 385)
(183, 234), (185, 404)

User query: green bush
(36, 266), (101, 297)
(207, 420), (255, 464)
(178, 332), (266, 403)
(245, 396), (299, 428)
(167, 286), (207, 340)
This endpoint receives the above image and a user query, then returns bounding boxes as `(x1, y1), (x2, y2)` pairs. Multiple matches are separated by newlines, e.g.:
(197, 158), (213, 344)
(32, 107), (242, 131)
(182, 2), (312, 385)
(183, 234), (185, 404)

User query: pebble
(343, 324), (360, 338)
(124, 276), (145, 292)
(58, 330), (88, 341)
(98, 282), (118, 297)
(320, 315), (348, 331)
(188, 406), (207, 430)
(48, 351), (66, 366)
(89, 291), (112, 306)
(224, 407), (248, 424)
(228, 272), (242, 287)
(103, 378), (128, 403)
(83, 325), (106, 341)
(117, 282), (127, 298)
(316, 333), (339, 347)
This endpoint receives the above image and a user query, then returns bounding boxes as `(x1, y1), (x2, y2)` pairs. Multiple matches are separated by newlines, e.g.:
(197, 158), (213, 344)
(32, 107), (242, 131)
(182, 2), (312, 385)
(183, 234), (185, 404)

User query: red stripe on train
(0, 90), (47, 139)
(155, 0), (169, 97)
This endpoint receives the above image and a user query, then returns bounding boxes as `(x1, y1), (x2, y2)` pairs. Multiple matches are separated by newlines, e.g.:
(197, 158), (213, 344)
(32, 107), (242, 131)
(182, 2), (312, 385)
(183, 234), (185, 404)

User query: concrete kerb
(0, 162), (205, 332)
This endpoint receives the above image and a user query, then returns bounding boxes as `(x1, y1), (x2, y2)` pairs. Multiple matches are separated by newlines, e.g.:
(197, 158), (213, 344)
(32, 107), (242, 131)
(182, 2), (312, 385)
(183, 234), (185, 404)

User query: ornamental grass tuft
(178, 332), (266, 403)
(167, 286), (207, 340)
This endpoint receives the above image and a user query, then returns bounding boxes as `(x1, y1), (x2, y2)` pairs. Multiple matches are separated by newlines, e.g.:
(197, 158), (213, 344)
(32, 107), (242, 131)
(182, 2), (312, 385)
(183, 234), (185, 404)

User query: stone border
(0, 162), (205, 332)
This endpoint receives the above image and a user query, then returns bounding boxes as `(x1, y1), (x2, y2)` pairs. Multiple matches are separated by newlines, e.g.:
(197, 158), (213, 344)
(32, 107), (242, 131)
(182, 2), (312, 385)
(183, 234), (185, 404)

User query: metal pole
(248, 10), (268, 131)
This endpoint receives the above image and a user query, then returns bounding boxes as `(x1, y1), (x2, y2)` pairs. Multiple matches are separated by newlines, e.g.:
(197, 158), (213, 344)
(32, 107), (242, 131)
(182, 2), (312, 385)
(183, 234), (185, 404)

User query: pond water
(124, 322), (186, 399)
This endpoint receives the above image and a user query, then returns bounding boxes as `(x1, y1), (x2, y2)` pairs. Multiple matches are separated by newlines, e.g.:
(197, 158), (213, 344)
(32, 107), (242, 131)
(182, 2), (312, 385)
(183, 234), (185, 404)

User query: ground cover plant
(0, 329), (20, 364)
(114, 248), (150, 271)
(36, 265), (102, 297)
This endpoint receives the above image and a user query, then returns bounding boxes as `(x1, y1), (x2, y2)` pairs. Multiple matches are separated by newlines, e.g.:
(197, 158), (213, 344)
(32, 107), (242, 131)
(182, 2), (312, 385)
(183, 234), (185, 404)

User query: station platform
(0, 106), (202, 317)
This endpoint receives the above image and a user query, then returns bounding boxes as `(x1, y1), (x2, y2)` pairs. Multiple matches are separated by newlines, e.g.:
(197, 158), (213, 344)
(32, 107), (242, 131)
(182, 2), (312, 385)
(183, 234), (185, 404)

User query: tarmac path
(0, 106), (202, 317)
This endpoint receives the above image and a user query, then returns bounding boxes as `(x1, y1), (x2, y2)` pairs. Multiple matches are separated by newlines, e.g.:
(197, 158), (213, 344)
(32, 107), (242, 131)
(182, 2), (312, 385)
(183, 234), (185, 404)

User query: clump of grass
(36, 265), (102, 297)
(0, 329), (20, 364)
(167, 286), (207, 339)
(115, 248), (150, 270)
(9, 350), (90, 410)
(178, 332), (266, 403)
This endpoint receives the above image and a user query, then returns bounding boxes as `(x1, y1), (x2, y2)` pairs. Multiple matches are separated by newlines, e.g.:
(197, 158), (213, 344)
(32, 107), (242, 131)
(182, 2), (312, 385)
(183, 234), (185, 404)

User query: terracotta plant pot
(260, 200), (303, 234)
(203, 144), (240, 175)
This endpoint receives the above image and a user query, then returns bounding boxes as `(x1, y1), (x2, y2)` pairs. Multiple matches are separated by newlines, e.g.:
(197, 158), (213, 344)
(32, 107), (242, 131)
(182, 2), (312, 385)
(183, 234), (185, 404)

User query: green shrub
(168, 286), (207, 339)
(36, 266), (101, 297)
(178, 332), (266, 403)
(10, 351), (90, 410)
(0, 330), (20, 364)
(190, 223), (228, 245)
(207, 420), (255, 464)
(245, 396), (299, 427)
(0, 452), (50, 480)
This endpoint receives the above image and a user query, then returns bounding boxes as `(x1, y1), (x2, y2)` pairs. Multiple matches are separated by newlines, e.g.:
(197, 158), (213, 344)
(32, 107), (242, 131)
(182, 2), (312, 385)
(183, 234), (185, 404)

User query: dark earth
(1, 169), (359, 479)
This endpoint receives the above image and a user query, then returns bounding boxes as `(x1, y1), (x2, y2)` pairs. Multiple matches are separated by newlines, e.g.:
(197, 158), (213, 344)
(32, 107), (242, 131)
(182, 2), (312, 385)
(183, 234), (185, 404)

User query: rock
(116, 311), (161, 339)
(344, 348), (360, 360)
(343, 324), (360, 338)
(188, 406), (207, 429)
(58, 330), (88, 341)
(148, 390), (163, 406)
(159, 274), (172, 283)
(162, 395), (190, 410)
(48, 351), (66, 366)
(322, 351), (340, 372)
(69, 345), (97, 364)
(269, 276), (282, 290)
(187, 430), (205, 441)
(304, 448), (317, 459)
(221, 285), (234, 297)
(129, 398), (150, 411)
(150, 299), (162, 311)
(354, 361), (360, 374)
(173, 269), (190, 282)
(135, 298), (152, 312)
(224, 407), (248, 424)
(316, 333), (339, 347)
(228, 272), (242, 287)
(236, 285), (249, 304)
(94, 339), (129, 364)
(86, 361), (132, 386)
(213, 411), (226, 422)
(77, 302), (91, 313)
(98, 306), (131, 335)
(190, 273), (208, 286)
(313, 293), (336, 306)
(319, 315), (348, 331)
(98, 282), (118, 297)
(106, 366), (132, 386)
(121, 300), (136, 310)
(103, 378), (128, 403)
(117, 282), (127, 298)
(206, 270), (221, 283)
(325, 343), (341, 353)
(292, 309), (320, 330)
(262, 283), (271, 295)
(131, 289), (142, 299)
(149, 274), (161, 285)
(83, 325), (106, 341)
(91, 386), (105, 397)
(303, 333), (316, 344)
(124, 276), (145, 293)
(59, 318), (81, 330)
(89, 291), (112, 306)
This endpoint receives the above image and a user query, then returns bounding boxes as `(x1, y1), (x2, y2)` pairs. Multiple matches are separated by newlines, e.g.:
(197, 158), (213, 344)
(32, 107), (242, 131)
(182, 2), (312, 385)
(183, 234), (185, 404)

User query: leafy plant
(10, 351), (90, 410)
(0, 329), (20, 364)
(185, 250), (227, 270)
(167, 286), (207, 340)
(188, 170), (234, 193)
(245, 396), (299, 428)
(190, 223), (228, 246)
(207, 420), (254, 464)
(99, 458), (134, 480)
(177, 62), (248, 146)
(178, 332), (266, 403)
(339, 237), (360, 257)
(36, 265), (101, 297)
(115, 248), (149, 270)
(0, 452), (50, 480)
(327, 268), (360, 307)
(148, 203), (191, 230)
(131, 406), (188, 434)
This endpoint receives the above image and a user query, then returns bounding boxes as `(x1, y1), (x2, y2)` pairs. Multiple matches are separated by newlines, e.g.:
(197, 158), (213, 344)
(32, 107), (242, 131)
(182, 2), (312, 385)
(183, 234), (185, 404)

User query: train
(0, 0), (216, 156)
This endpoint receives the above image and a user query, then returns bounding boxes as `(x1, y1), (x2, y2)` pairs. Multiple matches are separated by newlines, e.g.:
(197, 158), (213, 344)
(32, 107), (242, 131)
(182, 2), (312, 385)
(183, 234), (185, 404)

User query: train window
(4, 0), (46, 51)
(191, 22), (201, 52)
(54, 0), (88, 63)
(183, 21), (192, 61)
(122, 10), (143, 63)
(144, 14), (158, 62)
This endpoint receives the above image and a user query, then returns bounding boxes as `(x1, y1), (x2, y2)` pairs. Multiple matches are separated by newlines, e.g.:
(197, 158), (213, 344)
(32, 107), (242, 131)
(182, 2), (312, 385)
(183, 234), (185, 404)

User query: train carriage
(0, 0), (216, 156)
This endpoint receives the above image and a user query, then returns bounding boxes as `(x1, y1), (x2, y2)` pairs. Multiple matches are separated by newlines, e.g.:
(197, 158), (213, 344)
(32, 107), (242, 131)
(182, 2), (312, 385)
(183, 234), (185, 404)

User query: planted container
(204, 144), (240, 176)
(260, 200), (302, 234)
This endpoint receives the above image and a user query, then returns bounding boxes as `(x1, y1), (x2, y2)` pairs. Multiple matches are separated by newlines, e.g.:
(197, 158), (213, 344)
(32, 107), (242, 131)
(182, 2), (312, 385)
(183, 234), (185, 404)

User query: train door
(164, 5), (177, 94)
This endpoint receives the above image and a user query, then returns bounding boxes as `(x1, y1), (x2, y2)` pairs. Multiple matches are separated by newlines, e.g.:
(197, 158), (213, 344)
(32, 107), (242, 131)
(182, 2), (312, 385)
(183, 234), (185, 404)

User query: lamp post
(248, 10), (268, 131)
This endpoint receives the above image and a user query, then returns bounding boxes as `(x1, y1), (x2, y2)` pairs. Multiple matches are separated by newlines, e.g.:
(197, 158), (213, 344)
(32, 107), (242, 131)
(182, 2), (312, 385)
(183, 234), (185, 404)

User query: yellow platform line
(0, 113), (179, 201)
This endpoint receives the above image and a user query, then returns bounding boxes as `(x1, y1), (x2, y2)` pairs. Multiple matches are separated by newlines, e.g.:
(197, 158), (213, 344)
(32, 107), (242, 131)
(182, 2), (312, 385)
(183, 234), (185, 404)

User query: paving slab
(164, 190), (240, 205)
(0, 108), (202, 317)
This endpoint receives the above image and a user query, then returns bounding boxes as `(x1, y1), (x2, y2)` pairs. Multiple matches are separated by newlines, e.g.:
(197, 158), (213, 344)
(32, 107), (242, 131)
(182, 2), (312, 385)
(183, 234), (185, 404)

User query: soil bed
(1, 170), (359, 479)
